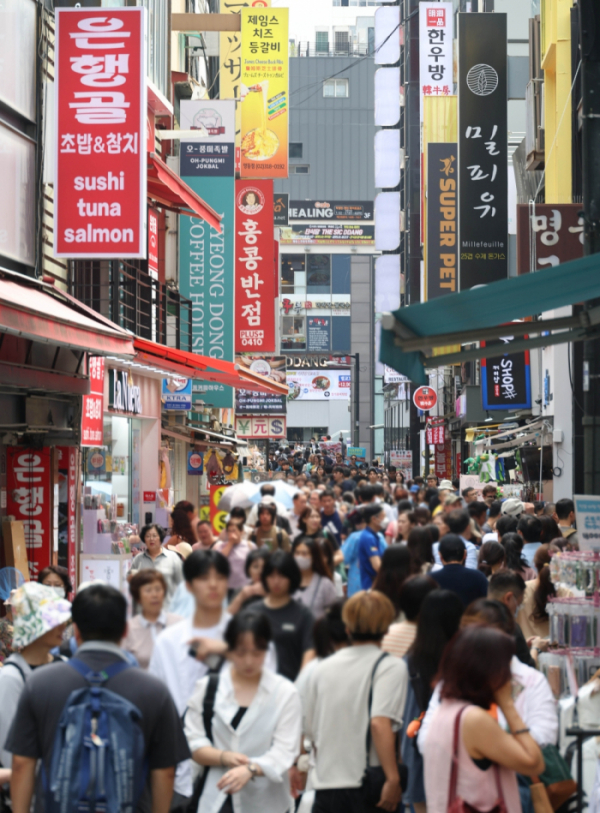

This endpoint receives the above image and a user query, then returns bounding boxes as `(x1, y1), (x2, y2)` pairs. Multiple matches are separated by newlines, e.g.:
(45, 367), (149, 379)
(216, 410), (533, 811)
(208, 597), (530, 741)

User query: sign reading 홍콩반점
(54, 8), (146, 258)
(240, 8), (289, 179)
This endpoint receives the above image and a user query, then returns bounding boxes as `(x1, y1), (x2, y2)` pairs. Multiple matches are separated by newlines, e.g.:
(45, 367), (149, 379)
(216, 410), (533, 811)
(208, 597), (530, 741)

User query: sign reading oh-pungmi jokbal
(54, 8), (146, 258)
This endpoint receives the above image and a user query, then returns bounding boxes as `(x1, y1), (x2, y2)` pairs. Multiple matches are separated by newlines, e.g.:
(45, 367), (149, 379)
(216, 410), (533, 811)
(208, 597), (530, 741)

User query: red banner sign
(54, 8), (146, 258)
(426, 422), (445, 445)
(148, 207), (159, 275)
(58, 446), (77, 598)
(82, 356), (105, 447)
(235, 180), (275, 352)
(435, 439), (452, 479)
(7, 448), (53, 578)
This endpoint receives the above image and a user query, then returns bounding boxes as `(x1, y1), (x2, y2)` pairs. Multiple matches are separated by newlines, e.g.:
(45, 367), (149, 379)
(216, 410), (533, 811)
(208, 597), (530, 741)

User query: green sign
(179, 177), (235, 408)
(347, 446), (366, 458)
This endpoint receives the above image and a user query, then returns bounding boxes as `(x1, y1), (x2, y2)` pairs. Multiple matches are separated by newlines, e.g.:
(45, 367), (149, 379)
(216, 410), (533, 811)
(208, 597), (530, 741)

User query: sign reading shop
(108, 369), (142, 413)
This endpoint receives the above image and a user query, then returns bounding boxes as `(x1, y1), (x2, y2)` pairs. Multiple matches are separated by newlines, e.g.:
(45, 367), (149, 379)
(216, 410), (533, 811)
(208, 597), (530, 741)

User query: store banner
(574, 495), (600, 551)
(240, 7), (289, 179)
(58, 446), (77, 598)
(390, 450), (412, 480)
(162, 378), (192, 410)
(180, 100), (235, 177)
(235, 354), (286, 414)
(307, 317), (331, 353)
(287, 369), (350, 401)
(187, 451), (204, 476)
(419, 2), (453, 121)
(235, 416), (286, 438)
(209, 484), (229, 535)
(516, 203), (584, 273)
(481, 336), (531, 411)
(7, 447), (53, 577)
(458, 13), (508, 290)
(81, 356), (104, 447)
(235, 179), (275, 352)
(289, 201), (374, 221)
(435, 439), (452, 479)
(54, 8), (146, 258)
(426, 422), (445, 445)
(427, 142), (458, 297)
(179, 177), (235, 409)
(274, 193), (289, 225)
(280, 223), (375, 245)
(148, 207), (159, 276)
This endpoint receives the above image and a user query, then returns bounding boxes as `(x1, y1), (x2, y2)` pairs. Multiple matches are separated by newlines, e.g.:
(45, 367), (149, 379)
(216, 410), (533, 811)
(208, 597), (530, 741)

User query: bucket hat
(11, 581), (71, 649)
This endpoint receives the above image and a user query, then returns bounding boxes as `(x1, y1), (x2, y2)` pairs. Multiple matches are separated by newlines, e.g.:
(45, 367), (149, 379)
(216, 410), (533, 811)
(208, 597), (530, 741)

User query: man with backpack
(8, 583), (189, 813)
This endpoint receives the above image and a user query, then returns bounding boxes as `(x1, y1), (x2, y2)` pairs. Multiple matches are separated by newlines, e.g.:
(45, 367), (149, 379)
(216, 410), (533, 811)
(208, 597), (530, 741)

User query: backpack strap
(364, 653), (389, 769)
(276, 530), (283, 549)
(203, 672), (220, 743)
(5, 660), (27, 683)
(68, 657), (132, 686)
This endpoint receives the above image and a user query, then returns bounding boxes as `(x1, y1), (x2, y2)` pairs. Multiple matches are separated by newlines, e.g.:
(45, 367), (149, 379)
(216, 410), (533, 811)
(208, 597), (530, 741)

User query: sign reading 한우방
(419, 2), (453, 121)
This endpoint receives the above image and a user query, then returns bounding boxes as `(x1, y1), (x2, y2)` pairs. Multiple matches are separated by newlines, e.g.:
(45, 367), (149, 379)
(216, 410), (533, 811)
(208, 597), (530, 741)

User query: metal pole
(354, 352), (360, 448)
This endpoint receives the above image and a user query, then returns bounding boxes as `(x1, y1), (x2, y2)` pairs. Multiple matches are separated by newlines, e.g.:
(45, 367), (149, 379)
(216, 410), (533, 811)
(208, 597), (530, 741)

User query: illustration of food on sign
(312, 376), (330, 391)
(241, 82), (279, 161)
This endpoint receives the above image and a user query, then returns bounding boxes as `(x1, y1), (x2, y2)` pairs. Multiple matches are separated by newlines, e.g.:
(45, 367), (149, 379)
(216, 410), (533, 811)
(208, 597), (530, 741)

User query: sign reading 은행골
(54, 8), (146, 258)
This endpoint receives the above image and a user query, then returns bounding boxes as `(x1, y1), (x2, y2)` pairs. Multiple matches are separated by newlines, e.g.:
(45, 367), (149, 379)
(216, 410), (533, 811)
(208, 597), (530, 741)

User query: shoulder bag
(447, 706), (507, 813)
(361, 652), (409, 806)
(186, 672), (220, 813)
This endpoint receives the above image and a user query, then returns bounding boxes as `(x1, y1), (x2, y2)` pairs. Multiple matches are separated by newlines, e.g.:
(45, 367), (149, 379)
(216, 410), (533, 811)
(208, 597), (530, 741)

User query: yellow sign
(240, 7), (288, 179)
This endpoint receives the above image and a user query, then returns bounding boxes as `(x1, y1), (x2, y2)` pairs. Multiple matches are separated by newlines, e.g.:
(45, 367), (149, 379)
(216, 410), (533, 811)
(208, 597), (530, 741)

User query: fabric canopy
(133, 337), (288, 396)
(147, 153), (222, 232)
(380, 253), (600, 385)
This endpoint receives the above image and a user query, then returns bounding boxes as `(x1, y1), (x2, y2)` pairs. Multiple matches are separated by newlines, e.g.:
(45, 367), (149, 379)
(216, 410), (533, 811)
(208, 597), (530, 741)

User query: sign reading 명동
(54, 8), (146, 258)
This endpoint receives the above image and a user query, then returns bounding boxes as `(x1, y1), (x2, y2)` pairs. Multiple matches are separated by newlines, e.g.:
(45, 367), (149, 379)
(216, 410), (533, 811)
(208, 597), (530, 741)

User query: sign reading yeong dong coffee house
(54, 8), (146, 258)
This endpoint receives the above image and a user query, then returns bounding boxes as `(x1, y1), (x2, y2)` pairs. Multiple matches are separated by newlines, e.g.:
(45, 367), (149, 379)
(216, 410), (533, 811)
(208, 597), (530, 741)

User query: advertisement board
(390, 450), (412, 480)
(279, 223), (375, 245)
(148, 207), (159, 275)
(7, 447), (53, 577)
(516, 203), (584, 273)
(180, 100), (235, 177)
(240, 7), (289, 179)
(427, 142), (458, 297)
(307, 317), (331, 353)
(54, 8), (146, 258)
(162, 378), (192, 411)
(81, 356), (104, 447)
(274, 193), (289, 225)
(235, 416), (286, 438)
(419, 2), (453, 121)
(288, 201), (374, 221)
(287, 370), (350, 401)
(458, 13), (508, 289)
(481, 337), (531, 411)
(235, 355), (286, 415)
(574, 495), (600, 551)
(234, 179), (276, 352)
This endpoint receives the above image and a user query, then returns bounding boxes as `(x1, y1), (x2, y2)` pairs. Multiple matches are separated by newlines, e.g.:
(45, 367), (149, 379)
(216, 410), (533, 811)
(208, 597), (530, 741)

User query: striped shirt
(382, 620), (417, 659)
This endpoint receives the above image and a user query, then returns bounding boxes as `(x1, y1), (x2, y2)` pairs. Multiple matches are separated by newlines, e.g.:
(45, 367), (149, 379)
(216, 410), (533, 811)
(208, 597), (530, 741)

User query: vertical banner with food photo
(235, 355), (287, 414)
(240, 8), (289, 179)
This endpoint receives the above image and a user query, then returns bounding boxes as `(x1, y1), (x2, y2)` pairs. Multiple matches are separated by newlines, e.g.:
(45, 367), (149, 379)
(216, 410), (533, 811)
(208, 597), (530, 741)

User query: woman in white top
(292, 537), (338, 619)
(129, 523), (183, 610)
(185, 611), (302, 813)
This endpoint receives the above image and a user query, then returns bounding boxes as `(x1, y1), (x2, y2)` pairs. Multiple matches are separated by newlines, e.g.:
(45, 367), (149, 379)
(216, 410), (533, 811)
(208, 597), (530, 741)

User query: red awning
(0, 273), (135, 357)
(133, 337), (288, 396)
(147, 153), (222, 232)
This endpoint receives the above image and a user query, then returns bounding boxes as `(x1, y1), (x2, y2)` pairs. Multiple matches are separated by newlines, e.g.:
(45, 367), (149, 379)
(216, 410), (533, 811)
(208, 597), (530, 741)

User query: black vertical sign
(458, 13), (508, 290)
(427, 142), (458, 299)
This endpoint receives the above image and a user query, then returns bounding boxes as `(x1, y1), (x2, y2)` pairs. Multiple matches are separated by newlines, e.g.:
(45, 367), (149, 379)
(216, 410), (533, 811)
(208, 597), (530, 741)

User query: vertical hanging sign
(7, 447), (53, 578)
(234, 180), (275, 352)
(427, 142), (458, 297)
(54, 8), (146, 258)
(81, 356), (105, 447)
(458, 13), (508, 290)
(419, 2), (454, 121)
(240, 7), (289, 179)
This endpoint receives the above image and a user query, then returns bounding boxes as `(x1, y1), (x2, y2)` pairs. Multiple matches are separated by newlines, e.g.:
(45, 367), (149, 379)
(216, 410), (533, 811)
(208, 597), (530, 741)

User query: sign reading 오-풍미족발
(54, 8), (146, 258)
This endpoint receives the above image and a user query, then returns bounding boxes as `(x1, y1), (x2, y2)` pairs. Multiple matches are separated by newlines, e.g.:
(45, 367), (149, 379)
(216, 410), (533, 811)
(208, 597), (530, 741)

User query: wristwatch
(247, 763), (259, 781)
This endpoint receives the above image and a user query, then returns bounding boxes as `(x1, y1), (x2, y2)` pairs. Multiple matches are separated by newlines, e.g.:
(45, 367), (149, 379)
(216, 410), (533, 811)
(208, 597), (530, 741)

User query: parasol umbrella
(248, 480), (300, 510)
(217, 481), (260, 512)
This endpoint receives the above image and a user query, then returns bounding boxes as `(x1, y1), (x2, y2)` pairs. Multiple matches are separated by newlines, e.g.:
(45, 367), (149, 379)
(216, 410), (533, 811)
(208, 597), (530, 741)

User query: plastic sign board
(162, 378), (192, 411)
(81, 356), (105, 447)
(188, 451), (204, 476)
(419, 2), (453, 121)
(54, 8), (146, 258)
(7, 447), (53, 578)
(235, 416), (286, 439)
(413, 385), (437, 411)
(347, 447), (367, 459)
(574, 495), (600, 551)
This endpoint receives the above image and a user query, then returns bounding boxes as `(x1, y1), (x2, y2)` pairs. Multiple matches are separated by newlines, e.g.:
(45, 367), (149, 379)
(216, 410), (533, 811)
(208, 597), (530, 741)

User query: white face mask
(379, 516), (390, 531)
(295, 555), (312, 571)
(49, 585), (66, 599)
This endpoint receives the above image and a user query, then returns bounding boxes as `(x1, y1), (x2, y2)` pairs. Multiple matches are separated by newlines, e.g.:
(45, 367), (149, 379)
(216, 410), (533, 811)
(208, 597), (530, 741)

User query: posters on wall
(418, 2), (453, 121)
(279, 223), (375, 245)
(240, 7), (289, 179)
(288, 201), (374, 221)
(179, 101), (236, 177)
(481, 336), (531, 410)
(427, 142), (458, 297)
(458, 13), (508, 290)
(54, 8), (146, 258)
(7, 447), (53, 578)
(307, 317), (331, 353)
(235, 355), (286, 414)
(287, 369), (351, 401)
(234, 179), (275, 352)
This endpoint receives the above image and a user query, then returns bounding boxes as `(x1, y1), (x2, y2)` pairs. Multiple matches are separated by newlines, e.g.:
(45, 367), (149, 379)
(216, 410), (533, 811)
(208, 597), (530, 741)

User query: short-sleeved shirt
(320, 510), (343, 548)
(130, 548), (183, 610)
(255, 599), (314, 681)
(6, 642), (190, 811)
(357, 527), (386, 589)
(430, 564), (489, 607)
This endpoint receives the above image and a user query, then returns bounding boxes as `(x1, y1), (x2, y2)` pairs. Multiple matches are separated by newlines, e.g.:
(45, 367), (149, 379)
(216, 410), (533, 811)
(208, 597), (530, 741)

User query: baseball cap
(501, 498), (524, 518)
(11, 581), (72, 649)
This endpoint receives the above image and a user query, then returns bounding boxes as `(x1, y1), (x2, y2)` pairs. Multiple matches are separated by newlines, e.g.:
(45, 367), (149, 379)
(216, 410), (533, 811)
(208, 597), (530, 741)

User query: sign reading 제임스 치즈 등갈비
(54, 8), (146, 258)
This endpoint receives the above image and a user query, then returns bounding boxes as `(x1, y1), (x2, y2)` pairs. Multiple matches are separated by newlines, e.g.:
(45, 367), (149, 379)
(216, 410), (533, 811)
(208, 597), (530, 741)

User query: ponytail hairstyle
(477, 540), (505, 578)
(531, 543), (556, 622)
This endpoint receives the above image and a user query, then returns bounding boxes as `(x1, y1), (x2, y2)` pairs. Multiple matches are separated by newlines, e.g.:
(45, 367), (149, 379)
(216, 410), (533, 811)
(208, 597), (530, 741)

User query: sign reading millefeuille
(419, 3), (453, 121)
(54, 8), (146, 258)
(235, 179), (275, 352)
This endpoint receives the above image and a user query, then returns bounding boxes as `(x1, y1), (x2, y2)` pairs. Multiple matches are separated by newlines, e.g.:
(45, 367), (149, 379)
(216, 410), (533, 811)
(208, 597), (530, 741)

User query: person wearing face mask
(292, 538), (338, 619)
(39, 565), (72, 600)
(356, 504), (389, 590)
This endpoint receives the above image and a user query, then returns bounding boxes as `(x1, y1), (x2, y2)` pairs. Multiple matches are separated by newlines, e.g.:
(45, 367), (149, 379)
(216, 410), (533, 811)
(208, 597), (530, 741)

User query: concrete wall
(350, 254), (375, 459)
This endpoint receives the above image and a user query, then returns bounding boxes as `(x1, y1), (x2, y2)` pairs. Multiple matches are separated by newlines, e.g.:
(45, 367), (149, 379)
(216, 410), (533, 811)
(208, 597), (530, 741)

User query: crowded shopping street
(2, 0), (600, 812)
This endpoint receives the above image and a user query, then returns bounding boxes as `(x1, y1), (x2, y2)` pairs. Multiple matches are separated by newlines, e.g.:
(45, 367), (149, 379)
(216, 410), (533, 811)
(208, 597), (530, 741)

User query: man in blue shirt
(341, 508), (367, 596)
(357, 504), (388, 590)
(320, 490), (343, 548)
(431, 534), (489, 607)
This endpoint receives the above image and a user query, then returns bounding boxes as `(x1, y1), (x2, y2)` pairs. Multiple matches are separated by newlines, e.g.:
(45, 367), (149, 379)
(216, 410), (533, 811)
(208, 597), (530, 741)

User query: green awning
(380, 253), (600, 385)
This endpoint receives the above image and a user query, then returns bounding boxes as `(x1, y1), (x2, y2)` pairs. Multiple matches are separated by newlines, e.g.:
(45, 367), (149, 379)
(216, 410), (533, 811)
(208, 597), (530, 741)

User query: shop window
(281, 255), (306, 294)
(289, 142), (303, 158)
(316, 32), (329, 54)
(331, 315), (351, 353)
(307, 255), (331, 293)
(281, 316), (306, 350)
(332, 255), (351, 294)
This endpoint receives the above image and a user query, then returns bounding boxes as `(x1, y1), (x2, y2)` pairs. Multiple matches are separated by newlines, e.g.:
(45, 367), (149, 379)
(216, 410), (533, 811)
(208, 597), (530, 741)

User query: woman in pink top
(423, 626), (544, 813)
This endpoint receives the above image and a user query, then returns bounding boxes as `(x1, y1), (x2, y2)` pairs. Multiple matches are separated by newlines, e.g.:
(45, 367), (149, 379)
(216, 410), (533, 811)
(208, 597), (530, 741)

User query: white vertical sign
(419, 2), (454, 121)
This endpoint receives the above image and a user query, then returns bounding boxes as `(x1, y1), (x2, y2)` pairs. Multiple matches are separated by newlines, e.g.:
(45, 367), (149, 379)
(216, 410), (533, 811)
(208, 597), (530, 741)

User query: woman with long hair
(169, 507), (198, 548)
(292, 536), (337, 619)
(500, 532), (536, 581)
(517, 543), (562, 640)
(539, 514), (563, 544)
(371, 544), (413, 618)
(477, 539), (506, 578)
(407, 527), (435, 574)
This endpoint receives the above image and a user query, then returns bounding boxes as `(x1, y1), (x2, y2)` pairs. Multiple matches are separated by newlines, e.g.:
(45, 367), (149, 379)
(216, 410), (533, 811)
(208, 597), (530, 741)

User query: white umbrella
(249, 481), (299, 510)
(217, 481), (260, 511)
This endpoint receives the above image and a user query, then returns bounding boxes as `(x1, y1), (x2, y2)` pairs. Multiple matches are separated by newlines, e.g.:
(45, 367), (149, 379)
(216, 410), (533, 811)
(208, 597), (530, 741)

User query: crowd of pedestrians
(0, 452), (582, 813)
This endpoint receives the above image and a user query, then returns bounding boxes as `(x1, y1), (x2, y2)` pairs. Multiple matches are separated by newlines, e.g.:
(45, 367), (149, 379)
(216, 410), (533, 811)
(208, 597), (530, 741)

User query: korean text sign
(81, 356), (105, 447)
(574, 495), (600, 551)
(419, 3), (453, 121)
(481, 336), (531, 410)
(7, 447), (53, 577)
(458, 13), (508, 289)
(54, 8), (146, 258)
(427, 143), (458, 296)
(516, 203), (584, 273)
(234, 354), (286, 414)
(240, 8), (289, 179)
(180, 99), (235, 178)
(286, 370), (350, 401)
(235, 180), (275, 351)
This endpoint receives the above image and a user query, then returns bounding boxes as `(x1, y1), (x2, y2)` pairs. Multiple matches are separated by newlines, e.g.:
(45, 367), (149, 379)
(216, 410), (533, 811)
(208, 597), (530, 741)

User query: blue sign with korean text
(162, 378), (192, 410)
